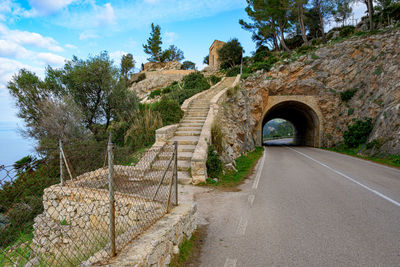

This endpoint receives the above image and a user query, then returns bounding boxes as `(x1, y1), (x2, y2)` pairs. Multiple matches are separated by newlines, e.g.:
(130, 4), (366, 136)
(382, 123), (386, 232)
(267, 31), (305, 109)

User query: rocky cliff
(216, 28), (400, 163)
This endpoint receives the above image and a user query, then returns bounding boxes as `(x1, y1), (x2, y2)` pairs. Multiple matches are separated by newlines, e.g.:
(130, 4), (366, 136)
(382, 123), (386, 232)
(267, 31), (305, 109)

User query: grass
(169, 229), (204, 267)
(323, 146), (400, 169)
(204, 147), (264, 188)
(0, 231), (33, 266)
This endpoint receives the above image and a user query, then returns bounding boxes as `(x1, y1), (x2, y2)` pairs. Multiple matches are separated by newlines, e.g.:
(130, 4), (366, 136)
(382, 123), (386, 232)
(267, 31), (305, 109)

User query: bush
(206, 145), (223, 178)
(226, 66), (241, 77)
(151, 97), (183, 126)
(343, 118), (373, 148)
(149, 89), (162, 99)
(211, 122), (224, 154)
(124, 107), (163, 149)
(252, 49), (272, 63)
(168, 72), (210, 105)
(339, 26), (355, 37)
(295, 45), (314, 55)
(208, 75), (221, 85)
(340, 88), (358, 101)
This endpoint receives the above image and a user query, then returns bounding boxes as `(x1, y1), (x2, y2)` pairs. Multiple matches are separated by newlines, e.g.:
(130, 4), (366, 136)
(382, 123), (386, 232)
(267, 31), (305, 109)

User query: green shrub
(211, 122), (224, 154)
(253, 49), (272, 62)
(168, 72), (210, 105)
(348, 108), (355, 115)
(149, 89), (162, 99)
(343, 118), (373, 148)
(339, 26), (355, 37)
(374, 66), (383, 76)
(208, 75), (221, 85)
(340, 88), (358, 101)
(182, 72), (210, 91)
(226, 66), (241, 77)
(311, 53), (320, 60)
(295, 45), (314, 55)
(311, 38), (323, 46)
(206, 145), (223, 178)
(124, 107), (163, 149)
(151, 97), (183, 126)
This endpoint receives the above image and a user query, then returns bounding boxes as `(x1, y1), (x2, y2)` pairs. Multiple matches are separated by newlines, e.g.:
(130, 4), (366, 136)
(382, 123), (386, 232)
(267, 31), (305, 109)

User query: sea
(0, 122), (35, 183)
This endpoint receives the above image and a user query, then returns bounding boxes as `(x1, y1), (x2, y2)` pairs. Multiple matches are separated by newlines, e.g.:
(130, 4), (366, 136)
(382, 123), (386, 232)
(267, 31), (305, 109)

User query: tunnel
(261, 101), (320, 147)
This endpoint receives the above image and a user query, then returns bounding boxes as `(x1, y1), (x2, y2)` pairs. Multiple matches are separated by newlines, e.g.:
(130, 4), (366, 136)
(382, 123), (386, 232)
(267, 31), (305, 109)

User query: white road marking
(236, 216), (248, 236)
(248, 194), (255, 207)
(253, 147), (266, 189)
(309, 147), (400, 174)
(224, 258), (237, 267)
(288, 147), (400, 207)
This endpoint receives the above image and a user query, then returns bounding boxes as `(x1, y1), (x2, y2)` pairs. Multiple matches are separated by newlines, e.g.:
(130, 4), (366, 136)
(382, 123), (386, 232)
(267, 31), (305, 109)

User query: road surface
(195, 146), (400, 267)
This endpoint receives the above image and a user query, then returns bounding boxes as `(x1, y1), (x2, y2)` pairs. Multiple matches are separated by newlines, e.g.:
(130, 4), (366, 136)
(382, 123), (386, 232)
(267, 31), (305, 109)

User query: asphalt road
(196, 146), (400, 267)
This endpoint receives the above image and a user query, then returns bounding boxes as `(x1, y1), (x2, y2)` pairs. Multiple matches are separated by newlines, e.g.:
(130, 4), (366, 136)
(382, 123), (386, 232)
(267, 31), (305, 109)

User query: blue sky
(0, 0), (367, 125)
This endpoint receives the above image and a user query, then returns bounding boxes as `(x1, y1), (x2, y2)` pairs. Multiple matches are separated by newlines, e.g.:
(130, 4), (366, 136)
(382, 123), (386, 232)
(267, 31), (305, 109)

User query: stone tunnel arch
(258, 96), (323, 147)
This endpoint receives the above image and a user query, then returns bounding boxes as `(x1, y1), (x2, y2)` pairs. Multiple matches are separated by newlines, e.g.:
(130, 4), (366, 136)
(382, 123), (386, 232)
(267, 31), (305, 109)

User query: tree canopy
(217, 38), (244, 69)
(143, 23), (163, 62)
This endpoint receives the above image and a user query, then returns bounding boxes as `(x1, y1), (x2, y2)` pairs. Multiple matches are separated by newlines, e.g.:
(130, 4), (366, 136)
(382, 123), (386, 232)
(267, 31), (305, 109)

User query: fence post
(174, 141), (178, 206)
(59, 140), (64, 186)
(107, 133), (116, 257)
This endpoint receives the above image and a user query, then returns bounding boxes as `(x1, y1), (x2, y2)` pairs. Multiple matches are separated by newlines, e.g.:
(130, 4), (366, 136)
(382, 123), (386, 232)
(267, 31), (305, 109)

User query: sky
(0, 0), (366, 164)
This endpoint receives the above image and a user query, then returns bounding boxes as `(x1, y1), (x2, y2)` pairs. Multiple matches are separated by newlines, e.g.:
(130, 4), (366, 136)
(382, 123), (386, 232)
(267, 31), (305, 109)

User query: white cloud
(65, 43), (77, 49)
(95, 3), (115, 26)
(37, 52), (65, 66)
(27, 0), (78, 16)
(0, 24), (64, 52)
(0, 39), (31, 58)
(79, 32), (99, 40)
(164, 31), (177, 44)
(109, 51), (128, 63)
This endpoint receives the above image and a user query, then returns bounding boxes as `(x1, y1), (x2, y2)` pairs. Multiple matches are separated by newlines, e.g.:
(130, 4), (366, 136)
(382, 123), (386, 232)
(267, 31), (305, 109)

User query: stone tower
(209, 40), (225, 70)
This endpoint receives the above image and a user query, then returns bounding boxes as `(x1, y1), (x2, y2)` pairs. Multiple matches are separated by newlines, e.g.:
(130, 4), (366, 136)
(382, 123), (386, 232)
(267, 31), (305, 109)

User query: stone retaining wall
(106, 203), (197, 266)
(31, 185), (164, 265)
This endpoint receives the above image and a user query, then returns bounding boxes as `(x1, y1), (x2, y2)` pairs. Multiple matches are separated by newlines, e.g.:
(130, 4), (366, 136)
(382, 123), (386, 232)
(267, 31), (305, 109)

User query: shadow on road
(263, 138), (295, 146)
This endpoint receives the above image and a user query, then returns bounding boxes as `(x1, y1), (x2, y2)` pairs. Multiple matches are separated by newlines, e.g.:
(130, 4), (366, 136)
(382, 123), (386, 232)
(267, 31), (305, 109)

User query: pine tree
(143, 23), (163, 62)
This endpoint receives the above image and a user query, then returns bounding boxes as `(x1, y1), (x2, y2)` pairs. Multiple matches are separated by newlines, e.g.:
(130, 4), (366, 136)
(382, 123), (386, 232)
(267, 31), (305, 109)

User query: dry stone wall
(31, 185), (164, 265)
(106, 203), (197, 267)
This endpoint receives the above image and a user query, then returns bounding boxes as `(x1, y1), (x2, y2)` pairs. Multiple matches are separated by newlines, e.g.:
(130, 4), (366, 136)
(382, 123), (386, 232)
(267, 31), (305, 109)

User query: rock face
(129, 61), (194, 99)
(129, 69), (194, 99)
(217, 29), (400, 163)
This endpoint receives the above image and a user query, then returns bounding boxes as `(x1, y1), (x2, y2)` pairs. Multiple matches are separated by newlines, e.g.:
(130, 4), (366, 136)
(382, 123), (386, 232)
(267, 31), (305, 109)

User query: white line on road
(253, 147), (266, 189)
(236, 216), (248, 236)
(288, 147), (400, 207)
(248, 194), (255, 207)
(224, 258), (237, 267)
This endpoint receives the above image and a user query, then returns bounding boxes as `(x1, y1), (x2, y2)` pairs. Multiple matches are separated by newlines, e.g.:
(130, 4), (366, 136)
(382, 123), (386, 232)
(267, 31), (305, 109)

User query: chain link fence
(0, 136), (178, 266)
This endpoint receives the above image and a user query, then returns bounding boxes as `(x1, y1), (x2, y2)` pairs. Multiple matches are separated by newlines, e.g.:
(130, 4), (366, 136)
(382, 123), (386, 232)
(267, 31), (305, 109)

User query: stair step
(167, 136), (199, 145)
(177, 126), (202, 131)
(175, 131), (201, 137)
(158, 151), (193, 160)
(184, 116), (207, 120)
(145, 171), (191, 184)
(179, 123), (204, 127)
(152, 160), (191, 171)
(181, 119), (206, 123)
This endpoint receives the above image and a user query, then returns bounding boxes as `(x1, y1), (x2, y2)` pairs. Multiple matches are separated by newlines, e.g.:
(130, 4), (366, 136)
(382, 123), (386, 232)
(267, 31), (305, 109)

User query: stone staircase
(157, 77), (236, 184)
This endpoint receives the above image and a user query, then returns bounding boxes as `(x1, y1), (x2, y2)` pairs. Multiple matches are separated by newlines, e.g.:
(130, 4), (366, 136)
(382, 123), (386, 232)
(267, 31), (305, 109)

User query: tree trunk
(278, 24), (291, 52)
(316, 0), (326, 42)
(366, 0), (374, 30)
(298, 3), (309, 45)
(272, 34), (279, 51)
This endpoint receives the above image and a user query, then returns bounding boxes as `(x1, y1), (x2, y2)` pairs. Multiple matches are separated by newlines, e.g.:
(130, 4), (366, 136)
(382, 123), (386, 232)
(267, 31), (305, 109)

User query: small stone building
(209, 40), (225, 69)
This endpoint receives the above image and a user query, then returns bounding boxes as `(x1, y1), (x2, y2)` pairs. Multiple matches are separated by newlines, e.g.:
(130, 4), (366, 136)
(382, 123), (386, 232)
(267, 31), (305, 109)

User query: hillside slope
(217, 28), (400, 162)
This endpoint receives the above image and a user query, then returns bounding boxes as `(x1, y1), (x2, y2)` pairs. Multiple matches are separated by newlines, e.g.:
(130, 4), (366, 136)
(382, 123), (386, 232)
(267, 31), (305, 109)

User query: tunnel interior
(262, 101), (320, 147)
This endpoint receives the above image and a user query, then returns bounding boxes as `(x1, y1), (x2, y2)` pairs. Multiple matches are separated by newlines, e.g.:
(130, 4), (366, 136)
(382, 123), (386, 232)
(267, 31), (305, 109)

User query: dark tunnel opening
(262, 101), (320, 147)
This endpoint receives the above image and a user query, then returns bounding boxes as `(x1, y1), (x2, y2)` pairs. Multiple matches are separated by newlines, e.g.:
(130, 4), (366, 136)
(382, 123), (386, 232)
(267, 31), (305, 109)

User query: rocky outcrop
(129, 69), (194, 99)
(217, 28), (400, 162)
(143, 61), (182, 71)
